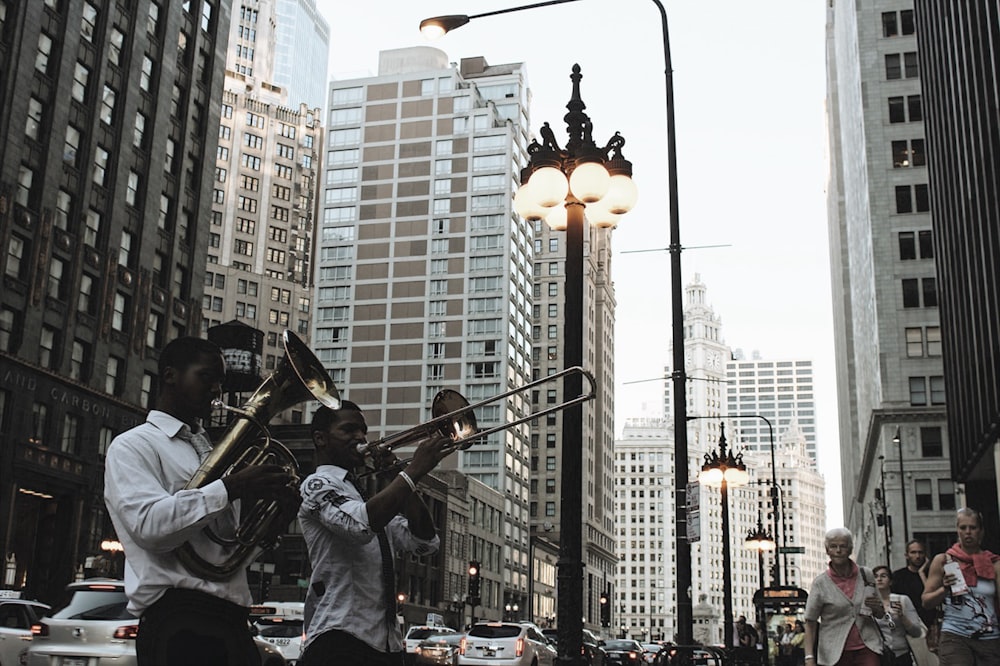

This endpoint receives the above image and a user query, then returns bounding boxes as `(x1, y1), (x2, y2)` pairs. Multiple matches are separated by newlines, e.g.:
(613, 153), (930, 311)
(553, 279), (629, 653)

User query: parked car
(601, 639), (646, 665)
(414, 632), (465, 665)
(459, 621), (556, 665)
(405, 625), (458, 665)
(540, 628), (606, 665)
(26, 578), (285, 666)
(0, 596), (50, 666)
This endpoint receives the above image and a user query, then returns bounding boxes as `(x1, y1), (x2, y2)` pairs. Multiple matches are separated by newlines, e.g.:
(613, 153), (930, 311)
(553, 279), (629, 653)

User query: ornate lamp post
(698, 424), (749, 650)
(421, 3), (690, 646)
(746, 516), (775, 663)
(512, 65), (636, 665)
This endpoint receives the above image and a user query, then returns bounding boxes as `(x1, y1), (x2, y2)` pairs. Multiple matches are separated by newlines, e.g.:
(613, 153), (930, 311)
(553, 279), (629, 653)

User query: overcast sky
(314, 0), (842, 524)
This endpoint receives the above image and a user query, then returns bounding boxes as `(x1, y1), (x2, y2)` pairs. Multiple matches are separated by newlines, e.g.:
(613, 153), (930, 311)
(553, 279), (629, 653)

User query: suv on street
(460, 621), (556, 665)
(27, 578), (286, 666)
(0, 596), (51, 666)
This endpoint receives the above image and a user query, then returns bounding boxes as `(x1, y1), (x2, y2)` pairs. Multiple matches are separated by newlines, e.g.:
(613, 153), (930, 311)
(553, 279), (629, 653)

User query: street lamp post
(420, 0), (691, 644)
(746, 515), (775, 664)
(510, 66), (636, 666)
(698, 424), (749, 651)
(878, 455), (891, 563)
(892, 428), (909, 550)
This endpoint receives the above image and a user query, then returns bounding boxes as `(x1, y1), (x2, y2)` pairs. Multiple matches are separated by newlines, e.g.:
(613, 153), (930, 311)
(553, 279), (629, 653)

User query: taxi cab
(251, 602), (305, 665)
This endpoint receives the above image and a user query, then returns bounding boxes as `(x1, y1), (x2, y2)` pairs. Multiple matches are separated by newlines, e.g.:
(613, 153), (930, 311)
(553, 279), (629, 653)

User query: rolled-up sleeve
(104, 432), (232, 553)
(387, 515), (439, 556)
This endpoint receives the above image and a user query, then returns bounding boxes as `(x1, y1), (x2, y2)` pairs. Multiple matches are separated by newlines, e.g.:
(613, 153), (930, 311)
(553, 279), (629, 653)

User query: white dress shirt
(104, 410), (248, 615)
(298, 464), (439, 654)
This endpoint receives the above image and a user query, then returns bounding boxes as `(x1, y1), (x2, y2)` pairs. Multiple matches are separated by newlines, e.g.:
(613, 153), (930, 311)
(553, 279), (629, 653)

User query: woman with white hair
(803, 527), (885, 665)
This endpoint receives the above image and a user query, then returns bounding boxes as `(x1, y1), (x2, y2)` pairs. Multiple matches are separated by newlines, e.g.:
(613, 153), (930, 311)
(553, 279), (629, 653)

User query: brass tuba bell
(174, 330), (340, 581)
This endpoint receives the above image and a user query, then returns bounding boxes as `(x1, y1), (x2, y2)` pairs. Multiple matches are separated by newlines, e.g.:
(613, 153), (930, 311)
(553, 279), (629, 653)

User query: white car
(252, 602), (305, 665)
(405, 625), (457, 664)
(459, 621), (556, 665)
(0, 596), (51, 666)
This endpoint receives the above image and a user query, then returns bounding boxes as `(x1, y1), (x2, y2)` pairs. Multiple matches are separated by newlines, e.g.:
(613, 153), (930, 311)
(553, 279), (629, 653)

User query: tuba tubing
(174, 330), (340, 581)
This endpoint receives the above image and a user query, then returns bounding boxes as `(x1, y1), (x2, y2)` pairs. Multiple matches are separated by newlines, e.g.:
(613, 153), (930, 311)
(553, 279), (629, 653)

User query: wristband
(804, 657), (815, 661)
(398, 470), (417, 492)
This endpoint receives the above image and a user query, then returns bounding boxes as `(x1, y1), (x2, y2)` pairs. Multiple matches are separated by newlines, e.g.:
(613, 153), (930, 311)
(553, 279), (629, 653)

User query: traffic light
(468, 560), (481, 605)
(600, 590), (611, 627)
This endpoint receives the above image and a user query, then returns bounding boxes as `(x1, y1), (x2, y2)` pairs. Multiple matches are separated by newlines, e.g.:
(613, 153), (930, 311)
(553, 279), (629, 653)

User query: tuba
(174, 330), (340, 581)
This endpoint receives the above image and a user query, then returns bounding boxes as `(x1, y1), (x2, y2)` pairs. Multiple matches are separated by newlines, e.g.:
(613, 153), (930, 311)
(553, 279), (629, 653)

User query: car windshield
(468, 625), (521, 639)
(52, 590), (133, 621)
(605, 640), (640, 650)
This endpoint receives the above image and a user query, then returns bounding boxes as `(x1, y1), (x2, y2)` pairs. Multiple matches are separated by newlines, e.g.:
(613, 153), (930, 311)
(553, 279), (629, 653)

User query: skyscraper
(272, 0), (330, 112)
(726, 354), (817, 463)
(826, 0), (959, 562)
(913, 0), (1000, 521)
(0, 0), (231, 602)
(201, 0), (325, 425)
(317, 46), (536, 616)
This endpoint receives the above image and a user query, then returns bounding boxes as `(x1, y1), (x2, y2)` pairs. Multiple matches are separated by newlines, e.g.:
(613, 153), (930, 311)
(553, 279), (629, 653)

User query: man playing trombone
(298, 401), (451, 666)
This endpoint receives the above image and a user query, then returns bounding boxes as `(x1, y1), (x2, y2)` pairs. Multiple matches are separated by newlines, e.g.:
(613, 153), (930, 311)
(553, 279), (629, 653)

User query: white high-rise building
(651, 274), (826, 641)
(725, 356), (817, 463)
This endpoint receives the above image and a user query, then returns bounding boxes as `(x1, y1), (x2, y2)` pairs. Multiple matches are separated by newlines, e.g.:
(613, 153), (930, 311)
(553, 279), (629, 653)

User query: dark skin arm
(222, 463), (298, 503)
(364, 434), (450, 532)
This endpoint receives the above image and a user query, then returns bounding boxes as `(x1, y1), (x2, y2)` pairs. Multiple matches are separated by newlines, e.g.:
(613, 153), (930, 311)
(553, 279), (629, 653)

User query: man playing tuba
(104, 336), (297, 666)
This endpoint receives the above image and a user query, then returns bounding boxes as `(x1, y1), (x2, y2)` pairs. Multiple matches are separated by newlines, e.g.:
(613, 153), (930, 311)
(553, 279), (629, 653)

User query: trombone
(358, 365), (597, 466)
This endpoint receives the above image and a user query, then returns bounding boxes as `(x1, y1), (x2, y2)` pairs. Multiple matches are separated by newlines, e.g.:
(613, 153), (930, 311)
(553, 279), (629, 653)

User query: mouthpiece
(356, 443), (369, 454)
(212, 398), (225, 410)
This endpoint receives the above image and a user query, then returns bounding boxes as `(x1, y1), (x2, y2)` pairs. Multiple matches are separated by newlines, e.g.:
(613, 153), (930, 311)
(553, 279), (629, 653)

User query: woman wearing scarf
(803, 527), (885, 665)
(922, 508), (1000, 663)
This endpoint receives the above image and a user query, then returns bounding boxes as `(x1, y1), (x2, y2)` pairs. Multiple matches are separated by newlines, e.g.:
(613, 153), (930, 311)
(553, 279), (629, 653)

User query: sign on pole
(686, 482), (701, 543)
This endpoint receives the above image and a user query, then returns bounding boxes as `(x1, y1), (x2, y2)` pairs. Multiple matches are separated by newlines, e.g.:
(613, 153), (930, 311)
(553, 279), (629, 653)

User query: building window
(31, 403), (47, 446)
(920, 427), (943, 457)
(914, 479), (932, 510)
(39, 326), (57, 368)
(106, 356), (121, 394)
(908, 377), (927, 406)
(929, 375), (945, 404)
(939, 479), (957, 511)
(61, 414), (81, 454)
(70, 340), (89, 381)
(902, 279), (919, 308)
(892, 140), (926, 168)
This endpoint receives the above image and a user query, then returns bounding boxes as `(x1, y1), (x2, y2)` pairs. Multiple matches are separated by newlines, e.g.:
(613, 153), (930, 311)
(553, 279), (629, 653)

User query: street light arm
(420, 0), (585, 37)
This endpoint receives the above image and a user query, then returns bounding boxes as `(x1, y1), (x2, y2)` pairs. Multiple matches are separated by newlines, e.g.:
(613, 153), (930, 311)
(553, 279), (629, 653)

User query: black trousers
(299, 629), (403, 666)
(136, 588), (260, 666)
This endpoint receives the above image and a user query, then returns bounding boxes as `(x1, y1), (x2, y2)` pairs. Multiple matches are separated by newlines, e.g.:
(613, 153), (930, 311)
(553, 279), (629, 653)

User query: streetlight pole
(513, 68), (637, 666)
(879, 455), (891, 563)
(746, 514), (775, 664)
(733, 414), (783, 586)
(420, 2), (692, 645)
(698, 424), (749, 652)
(893, 427), (909, 551)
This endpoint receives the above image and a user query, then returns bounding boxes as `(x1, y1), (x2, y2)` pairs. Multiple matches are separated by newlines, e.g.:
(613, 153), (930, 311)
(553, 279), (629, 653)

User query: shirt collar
(316, 464), (351, 482)
(146, 410), (205, 439)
